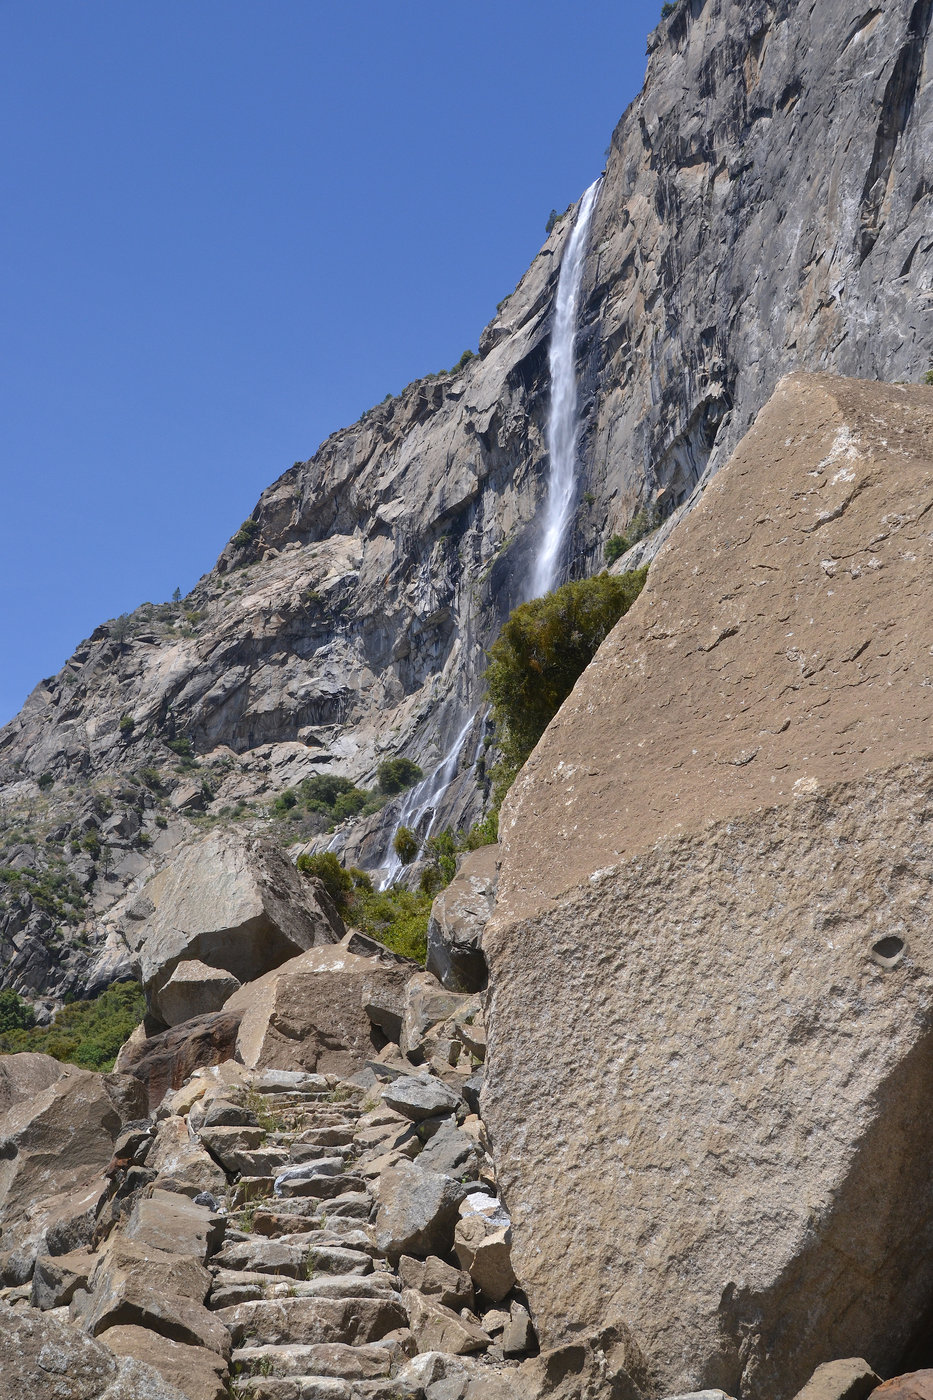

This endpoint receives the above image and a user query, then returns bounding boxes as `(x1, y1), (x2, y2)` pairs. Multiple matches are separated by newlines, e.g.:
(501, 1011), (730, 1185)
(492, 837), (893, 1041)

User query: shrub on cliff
(378, 758), (423, 795)
(486, 567), (648, 791)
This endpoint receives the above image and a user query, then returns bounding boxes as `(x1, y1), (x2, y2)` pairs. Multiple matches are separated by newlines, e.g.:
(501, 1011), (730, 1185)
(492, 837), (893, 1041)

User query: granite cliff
(0, 0), (931, 1005)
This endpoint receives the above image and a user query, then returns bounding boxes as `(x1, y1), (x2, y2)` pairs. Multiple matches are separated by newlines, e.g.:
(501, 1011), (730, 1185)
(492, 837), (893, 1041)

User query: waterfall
(378, 715), (475, 889)
(527, 177), (602, 601)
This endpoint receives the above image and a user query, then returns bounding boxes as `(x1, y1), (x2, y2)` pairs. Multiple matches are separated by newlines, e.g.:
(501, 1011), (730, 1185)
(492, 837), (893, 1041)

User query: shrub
(0, 988), (36, 1034)
(463, 809), (499, 850)
(119, 714), (135, 737)
(661, 1), (676, 15)
(393, 826), (419, 865)
(296, 851), (354, 911)
(155, 814), (168, 829)
(925, 369), (933, 386)
(354, 886), (430, 962)
(451, 349), (476, 374)
(486, 568), (648, 782)
(37, 772), (54, 791)
(233, 518), (261, 549)
(0, 980), (146, 1071)
(139, 766), (163, 792)
(604, 506), (660, 565)
(166, 736), (193, 758)
(378, 758), (424, 795)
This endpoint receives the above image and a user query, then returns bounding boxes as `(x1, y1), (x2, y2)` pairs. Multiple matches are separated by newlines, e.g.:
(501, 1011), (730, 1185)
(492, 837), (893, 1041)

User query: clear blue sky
(1, 0), (663, 727)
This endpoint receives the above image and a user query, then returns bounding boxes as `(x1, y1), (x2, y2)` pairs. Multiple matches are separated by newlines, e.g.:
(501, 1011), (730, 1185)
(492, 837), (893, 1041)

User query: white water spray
(528, 178), (602, 601)
(378, 715), (475, 889)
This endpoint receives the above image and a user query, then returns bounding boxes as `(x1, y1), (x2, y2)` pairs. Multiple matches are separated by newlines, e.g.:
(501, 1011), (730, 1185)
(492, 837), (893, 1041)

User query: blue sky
(1, 1), (664, 727)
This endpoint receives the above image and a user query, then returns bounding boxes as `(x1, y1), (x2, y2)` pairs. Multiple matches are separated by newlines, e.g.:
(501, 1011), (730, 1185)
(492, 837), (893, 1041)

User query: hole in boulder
(871, 935), (906, 968)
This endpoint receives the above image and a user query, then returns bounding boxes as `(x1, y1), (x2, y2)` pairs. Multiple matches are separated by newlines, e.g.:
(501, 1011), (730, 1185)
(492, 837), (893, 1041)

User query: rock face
(0, 0), (930, 1005)
(427, 843), (498, 992)
(126, 831), (341, 1015)
(485, 375), (933, 1400)
(0, 1055), (138, 1278)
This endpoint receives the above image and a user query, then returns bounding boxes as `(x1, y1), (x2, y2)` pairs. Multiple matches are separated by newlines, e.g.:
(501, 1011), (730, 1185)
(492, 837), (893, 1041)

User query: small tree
(486, 568), (648, 790)
(393, 826), (419, 865)
(378, 758), (423, 795)
(296, 851), (354, 911)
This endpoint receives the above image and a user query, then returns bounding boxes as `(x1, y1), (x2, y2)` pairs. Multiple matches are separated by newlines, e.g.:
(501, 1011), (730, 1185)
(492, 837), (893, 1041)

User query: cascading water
(374, 182), (601, 888)
(527, 177), (602, 601)
(378, 715), (475, 889)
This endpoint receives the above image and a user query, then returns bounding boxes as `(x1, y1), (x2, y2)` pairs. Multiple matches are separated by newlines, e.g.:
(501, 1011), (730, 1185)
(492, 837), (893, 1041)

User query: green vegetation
(296, 851), (371, 911)
(232, 517), (261, 549)
(119, 714), (135, 737)
(0, 988), (36, 1034)
(270, 774), (387, 834)
(377, 758), (423, 795)
(451, 348), (476, 374)
(925, 369), (933, 386)
(604, 506), (660, 565)
(0, 980), (146, 1071)
(545, 203), (573, 235)
(486, 568), (648, 795)
(0, 860), (86, 922)
(393, 826), (419, 865)
(354, 885), (432, 962)
(166, 736), (194, 759)
(37, 772), (54, 791)
(661, 2), (676, 17)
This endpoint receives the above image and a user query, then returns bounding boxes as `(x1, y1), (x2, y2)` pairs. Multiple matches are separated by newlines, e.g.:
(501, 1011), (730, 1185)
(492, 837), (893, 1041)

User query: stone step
(286, 1143), (356, 1164)
(210, 1269), (398, 1309)
(275, 1174), (370, 1201)
(233, 1375), (351, 1400)
(213, 1238), (373, 1278)
(216, 1293), (408, 1348)
(232, 1340), (394, 1382)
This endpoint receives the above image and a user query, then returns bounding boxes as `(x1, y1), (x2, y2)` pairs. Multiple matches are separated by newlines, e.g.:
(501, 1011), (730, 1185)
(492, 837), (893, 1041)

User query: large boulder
(426, 843), (498, 992)
(226, 936), (412, 1076)
(114, 1010), (242, 1109)
(123, 831), (343, 1016)
(154, 959), (242, 1027)
(484, 376), (933, 1400)
(0, 1056), (136, 1278)
(0, 1299), (189, 1399)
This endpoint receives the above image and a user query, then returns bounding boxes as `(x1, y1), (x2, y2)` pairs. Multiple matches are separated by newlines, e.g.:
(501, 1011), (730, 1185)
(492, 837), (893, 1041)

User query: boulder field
(485, 374), (933, 1399)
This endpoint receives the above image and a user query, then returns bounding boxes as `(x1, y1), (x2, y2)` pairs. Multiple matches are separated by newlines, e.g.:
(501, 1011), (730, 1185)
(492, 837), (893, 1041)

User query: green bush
(0, 862), (86, 921)
(378, 758), (424, 795)
(233, 517), (261, 549)
(925, 369), (933, 386)
(353, 886), (431, 962)
(0, 980), (146, 1071)
(604, 506), (660, 565)
(119, 714), (135, 737)
(0, 988), (36, 1034)
(486, 568), (648, 783)
(393, 826), (419, 865)
(296, 851), (355, 911)
(166, 736), (193, 759)
(463, 809), (499, 850)
(37, 772), (54, 791)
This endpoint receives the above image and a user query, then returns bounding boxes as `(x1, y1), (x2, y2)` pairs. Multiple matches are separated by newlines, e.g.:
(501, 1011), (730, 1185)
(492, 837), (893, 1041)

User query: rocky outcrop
(0, 0), (930, 1005)
(427, 843), (498, 992)
(127, 831), (342, 1018)
(225, 937), (414, 1077)
(0, 1055), (144, 1282)
(485, 375), (933, 1399)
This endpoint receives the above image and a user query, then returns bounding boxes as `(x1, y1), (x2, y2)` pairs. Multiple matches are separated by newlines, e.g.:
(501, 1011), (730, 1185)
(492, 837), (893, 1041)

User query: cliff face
(0, 0), (930, 1003)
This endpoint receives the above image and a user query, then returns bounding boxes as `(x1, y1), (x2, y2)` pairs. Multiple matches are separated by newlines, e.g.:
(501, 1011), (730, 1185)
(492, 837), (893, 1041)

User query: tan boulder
(123, 1188), (225, 1264)
(227, 937), (412, 1077)
(0, 1057), (125, 1274)
(145, 1115), (228, 1195)
(484, 375), (933, 1399)
(152, 959), (242, 1027)
(0, 1298), (190, 1399)
(123, 830), (342, 1012)
(399, 971), (473, 1060)
(73, 1234), (230, 1358)
(403, 1287), (491, 1355)
(454, 1213), (515, 1304)
(98, 1326), (228, 1400)
(792, 1359), (882, 1400)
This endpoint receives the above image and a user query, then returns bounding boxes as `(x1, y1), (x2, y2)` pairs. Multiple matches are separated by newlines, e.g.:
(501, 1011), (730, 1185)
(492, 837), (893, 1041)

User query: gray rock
(426, 845), (497, 992)
(153, 958), (242, 1027)
(381, 1075), (461, 1122)
(373, 1160), (469, 1264)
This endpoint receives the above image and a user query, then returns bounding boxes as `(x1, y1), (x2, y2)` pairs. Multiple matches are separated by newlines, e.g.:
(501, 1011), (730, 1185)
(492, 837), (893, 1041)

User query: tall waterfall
(527, 177), (602, 601)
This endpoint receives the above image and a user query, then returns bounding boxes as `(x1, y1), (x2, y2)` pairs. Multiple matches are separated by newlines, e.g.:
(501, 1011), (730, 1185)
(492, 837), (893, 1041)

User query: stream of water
(526, 177), (602, 601)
